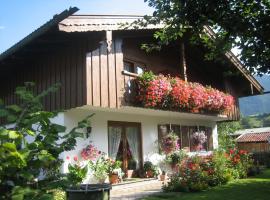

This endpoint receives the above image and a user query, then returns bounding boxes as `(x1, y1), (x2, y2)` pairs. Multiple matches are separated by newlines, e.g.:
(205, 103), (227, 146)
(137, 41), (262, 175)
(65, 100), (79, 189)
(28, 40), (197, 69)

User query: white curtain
(108, 127), (122, 160)
(126, 127), (139, 169)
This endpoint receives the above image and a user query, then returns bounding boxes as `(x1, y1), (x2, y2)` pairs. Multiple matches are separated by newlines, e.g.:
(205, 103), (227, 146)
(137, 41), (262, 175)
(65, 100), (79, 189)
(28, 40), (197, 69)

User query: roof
(58, 15), (263, 94)
(0, 7), (79, 63)
(235, 127), (270, 135)
(58, 15), (163, 32)
(236, 132), (270, 143)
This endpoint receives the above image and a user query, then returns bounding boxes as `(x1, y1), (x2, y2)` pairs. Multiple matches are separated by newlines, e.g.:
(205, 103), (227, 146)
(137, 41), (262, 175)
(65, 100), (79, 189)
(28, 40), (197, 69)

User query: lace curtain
(108, 127), (122, 160)
(126, 127), (139, 169)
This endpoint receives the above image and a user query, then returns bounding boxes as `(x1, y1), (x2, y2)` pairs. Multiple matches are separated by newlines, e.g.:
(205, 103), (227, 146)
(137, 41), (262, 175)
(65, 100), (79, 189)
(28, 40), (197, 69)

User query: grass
(143, 169), (270, 200)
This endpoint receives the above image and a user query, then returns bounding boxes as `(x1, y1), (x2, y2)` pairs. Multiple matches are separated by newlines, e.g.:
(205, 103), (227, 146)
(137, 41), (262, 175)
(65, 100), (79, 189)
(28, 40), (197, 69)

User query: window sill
(122, 70), (139, 77)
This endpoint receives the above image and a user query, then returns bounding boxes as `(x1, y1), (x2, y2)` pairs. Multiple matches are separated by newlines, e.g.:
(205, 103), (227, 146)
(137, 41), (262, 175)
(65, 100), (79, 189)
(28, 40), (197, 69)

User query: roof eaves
(0, 7), (79, 62)
(203, 26), (264, 94)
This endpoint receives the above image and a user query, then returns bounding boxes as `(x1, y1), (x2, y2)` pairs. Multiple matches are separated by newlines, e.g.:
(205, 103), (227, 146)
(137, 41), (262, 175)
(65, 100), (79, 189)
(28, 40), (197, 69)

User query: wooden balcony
(122, 70), (240, 121)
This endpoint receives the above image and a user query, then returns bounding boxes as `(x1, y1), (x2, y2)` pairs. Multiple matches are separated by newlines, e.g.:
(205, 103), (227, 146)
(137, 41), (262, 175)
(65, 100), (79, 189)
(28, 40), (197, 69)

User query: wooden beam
(181, 42), (187, 82)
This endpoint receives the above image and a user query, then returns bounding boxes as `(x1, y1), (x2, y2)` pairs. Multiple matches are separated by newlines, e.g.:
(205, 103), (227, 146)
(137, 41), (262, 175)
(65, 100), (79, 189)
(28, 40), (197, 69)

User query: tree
(218, 121), (241, 150)
(142, 0), (270, 75)
(241, 116), (262, 128)
(263, 115), (270, 126)
(0, 83), (92, 199)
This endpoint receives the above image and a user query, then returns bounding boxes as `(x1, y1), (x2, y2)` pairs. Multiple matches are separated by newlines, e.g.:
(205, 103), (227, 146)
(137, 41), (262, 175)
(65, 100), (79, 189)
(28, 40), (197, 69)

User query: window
(158, 124), (213, 152)
(124, 60), (145, 75)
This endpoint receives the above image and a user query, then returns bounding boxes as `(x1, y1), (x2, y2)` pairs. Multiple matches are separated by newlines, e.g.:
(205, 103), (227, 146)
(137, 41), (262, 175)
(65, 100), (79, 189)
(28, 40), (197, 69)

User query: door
(108, 121), (142, 174)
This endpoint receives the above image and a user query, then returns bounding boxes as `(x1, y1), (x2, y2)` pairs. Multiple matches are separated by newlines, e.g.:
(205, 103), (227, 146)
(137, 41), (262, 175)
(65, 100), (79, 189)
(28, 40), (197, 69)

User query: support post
(181, 42), (187, 82)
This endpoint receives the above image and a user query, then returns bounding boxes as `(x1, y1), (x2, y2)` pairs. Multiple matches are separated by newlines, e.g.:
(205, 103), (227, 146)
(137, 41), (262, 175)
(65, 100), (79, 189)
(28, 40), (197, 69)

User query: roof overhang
(0, 7), (79, 63)
(79, 105), (228, 122)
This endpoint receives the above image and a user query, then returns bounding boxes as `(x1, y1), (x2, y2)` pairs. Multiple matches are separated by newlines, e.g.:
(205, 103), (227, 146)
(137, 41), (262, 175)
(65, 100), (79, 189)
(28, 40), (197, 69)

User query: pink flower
(73, 156), (78, 162)
(66, 156), (70, 160)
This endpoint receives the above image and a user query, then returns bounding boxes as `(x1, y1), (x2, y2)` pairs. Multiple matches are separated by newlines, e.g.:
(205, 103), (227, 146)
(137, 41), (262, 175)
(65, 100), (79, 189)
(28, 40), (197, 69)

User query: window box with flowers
(135, 71), (235, 115)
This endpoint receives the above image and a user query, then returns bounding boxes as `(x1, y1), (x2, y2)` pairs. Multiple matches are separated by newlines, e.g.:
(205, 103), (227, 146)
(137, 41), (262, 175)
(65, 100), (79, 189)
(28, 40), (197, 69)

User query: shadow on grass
(143, 169), (270, 200)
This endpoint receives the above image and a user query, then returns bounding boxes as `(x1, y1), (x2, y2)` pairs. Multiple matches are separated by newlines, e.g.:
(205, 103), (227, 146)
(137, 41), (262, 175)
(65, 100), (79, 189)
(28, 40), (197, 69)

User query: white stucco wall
(59, 107), (218, 173)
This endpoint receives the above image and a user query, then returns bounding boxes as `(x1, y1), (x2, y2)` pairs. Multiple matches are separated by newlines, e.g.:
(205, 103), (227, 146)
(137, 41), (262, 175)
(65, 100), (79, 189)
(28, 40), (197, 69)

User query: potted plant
(161, 132), (180, 154)
(66, 156), (88, 188)
(127, 159), (137, 178)
(165, 150), (187, 172)
(160, 170), (166, 181)
(107, 158), (122, 184)
(88, 156), (109, 184)
(65, 155), (112, 200)
(191, 131), (207, 151)
(143, 161), (158, 178)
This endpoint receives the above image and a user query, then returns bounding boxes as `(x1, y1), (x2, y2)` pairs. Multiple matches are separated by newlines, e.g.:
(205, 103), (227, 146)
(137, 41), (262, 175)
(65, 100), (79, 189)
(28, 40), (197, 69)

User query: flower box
(135, 72), (234, 114)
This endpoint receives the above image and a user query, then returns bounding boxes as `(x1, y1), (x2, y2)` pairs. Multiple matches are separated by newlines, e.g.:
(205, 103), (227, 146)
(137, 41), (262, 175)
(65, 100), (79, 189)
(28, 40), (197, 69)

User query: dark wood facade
(238, 142), (270, 153)
(0, 15), (262, 121)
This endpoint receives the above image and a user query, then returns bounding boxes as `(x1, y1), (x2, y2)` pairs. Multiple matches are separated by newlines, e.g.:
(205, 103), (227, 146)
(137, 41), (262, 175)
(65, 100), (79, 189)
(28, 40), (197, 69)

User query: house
(0, 7), (264, 174)
(236, 127), (270, 152)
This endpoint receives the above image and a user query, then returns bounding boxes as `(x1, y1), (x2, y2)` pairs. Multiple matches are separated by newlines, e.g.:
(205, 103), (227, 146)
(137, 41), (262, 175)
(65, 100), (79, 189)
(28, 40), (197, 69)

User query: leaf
(0, 109), (8, 117)
(7, 105), (22, 113)
(26, 129), (35, 136)
(0, 127), (8, 136)
(3, 142), (17, 151)
(8, 130), (21, 139)
(7, 114), (17, 123)
(52, 124), (66, 133)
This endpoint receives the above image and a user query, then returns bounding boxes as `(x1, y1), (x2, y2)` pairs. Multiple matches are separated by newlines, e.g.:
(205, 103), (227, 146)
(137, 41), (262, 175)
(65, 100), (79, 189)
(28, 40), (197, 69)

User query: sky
(0, 0), (153, 53)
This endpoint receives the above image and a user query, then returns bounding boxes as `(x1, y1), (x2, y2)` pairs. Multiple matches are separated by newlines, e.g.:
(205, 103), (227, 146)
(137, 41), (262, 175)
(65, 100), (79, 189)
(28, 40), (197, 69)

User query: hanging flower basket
(161, 132), (180, 154)
(191, 131), (207, 151)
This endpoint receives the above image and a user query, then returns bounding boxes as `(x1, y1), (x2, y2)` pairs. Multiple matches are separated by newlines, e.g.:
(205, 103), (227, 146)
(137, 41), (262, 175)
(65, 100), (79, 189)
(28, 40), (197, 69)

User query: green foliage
(217, 121), (241, 150)
(241, 116), (262, 128)
(145, 169), (270, 200)
(142, 0), (270, 74)
(137, 71), (156, 86)
(162, 149), (254, 193)
(143, 161), (159, 177)
(165, 150), (187, 166)
(263, 115), (270, 127)
(67, 161), (88, 188)
(0, 82), (92, 199)
(88, 156), (109, 183)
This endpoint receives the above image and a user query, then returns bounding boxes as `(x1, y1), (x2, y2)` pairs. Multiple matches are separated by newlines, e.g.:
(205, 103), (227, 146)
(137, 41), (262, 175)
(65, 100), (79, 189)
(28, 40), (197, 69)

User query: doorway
(108, 121), (143, 175)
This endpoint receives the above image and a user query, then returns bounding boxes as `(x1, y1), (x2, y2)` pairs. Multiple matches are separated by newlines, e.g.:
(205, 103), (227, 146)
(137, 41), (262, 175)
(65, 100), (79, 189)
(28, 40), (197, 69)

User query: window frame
(158, 124), (213, 152)
(123, 59), (146, 75)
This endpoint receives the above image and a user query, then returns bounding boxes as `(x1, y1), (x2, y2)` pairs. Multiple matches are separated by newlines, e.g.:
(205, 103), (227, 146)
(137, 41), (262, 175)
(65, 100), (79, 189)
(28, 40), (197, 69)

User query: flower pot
(66, 184), (111, 200)
(160, 174), (166, 181)
(171, 164), (179, 172)
(109, 174), (119, 184)
(146, 170), (154, 178)
(126, 170), (134, 178)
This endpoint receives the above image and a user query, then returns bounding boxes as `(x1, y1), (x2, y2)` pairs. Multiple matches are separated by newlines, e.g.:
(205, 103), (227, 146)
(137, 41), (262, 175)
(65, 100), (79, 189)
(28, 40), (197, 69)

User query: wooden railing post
(181, 42), (187, 82)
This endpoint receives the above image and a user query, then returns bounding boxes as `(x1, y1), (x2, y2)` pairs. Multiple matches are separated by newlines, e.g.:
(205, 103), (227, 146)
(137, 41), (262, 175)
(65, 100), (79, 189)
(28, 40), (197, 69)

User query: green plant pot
(66, 184), (111, 200)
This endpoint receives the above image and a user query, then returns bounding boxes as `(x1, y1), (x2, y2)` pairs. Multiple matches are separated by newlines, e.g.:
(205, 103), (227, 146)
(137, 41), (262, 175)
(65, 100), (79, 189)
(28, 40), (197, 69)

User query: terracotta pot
(109, 174), (119, 184)
(171, 164), (179, 172)
(160, 174), (166, 181)
(126, 170), (134, 178)
(146, 170), (154, 178)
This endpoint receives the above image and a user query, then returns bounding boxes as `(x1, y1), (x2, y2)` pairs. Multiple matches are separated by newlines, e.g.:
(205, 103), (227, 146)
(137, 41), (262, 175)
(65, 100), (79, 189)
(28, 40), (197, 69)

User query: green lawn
(143, 169), (270, 200)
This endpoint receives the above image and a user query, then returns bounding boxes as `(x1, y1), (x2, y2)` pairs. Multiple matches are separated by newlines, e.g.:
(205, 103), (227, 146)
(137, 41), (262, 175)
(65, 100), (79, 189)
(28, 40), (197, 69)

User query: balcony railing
(122, 71), (240, 120)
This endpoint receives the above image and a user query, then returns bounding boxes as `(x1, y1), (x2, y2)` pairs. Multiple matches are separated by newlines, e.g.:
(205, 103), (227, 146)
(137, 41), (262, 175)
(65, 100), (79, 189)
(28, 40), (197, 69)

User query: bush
(162, 148), (254, 193)
(0, 83), (93, 199)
